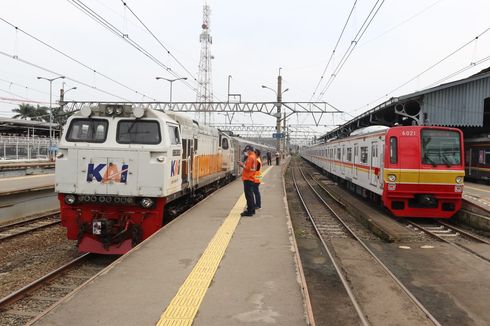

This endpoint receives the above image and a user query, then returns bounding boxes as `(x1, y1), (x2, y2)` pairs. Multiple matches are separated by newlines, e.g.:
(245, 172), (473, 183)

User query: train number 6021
(401, 130), (416, 136)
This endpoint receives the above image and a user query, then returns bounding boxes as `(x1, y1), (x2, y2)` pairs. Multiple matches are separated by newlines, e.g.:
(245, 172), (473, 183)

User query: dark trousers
(252, 183), (261, 208)
(243, 180), (255, 213)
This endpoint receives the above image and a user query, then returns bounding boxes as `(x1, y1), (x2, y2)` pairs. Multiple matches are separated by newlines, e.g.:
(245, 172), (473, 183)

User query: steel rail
(291, 166), (369, 326)
(0, 212), (60, 242)
(438, 220), (490, 245)
(0, 253), (90, 309)
(407, 220), (490, 264)
(299, 166), (442, 326)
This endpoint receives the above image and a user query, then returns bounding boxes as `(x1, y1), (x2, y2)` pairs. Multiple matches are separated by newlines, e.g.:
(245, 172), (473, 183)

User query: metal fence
(0, 136), (59, 161)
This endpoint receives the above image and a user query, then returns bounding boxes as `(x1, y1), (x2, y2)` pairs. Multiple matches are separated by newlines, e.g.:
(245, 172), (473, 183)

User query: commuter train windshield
(421, 129), (461, 165)
(116, 120), (161, 144)
(66, 118), (108, 143)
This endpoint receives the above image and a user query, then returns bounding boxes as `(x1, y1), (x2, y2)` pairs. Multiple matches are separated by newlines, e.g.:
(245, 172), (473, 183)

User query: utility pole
(276, 69), (282, 165)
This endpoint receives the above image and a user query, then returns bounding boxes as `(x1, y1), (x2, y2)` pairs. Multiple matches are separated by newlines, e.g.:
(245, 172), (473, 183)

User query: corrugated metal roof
(410, 73), (490, 127)
(320, 69), (490, 140)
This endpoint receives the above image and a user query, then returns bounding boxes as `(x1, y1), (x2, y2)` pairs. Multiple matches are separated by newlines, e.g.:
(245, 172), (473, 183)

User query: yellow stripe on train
(384, 169), (464, 184)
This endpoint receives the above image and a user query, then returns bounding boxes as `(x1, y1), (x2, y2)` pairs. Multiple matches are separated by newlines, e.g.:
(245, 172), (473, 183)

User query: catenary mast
(196, 3), (213, 125)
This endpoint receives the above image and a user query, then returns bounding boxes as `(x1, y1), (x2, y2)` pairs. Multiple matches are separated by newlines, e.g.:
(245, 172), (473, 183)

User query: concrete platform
(31, 165), (308, 326)
(0, 174), (54, 196)
(457, 182), (490, 232)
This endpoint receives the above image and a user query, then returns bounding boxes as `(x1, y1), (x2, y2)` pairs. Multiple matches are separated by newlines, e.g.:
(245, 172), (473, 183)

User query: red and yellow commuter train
(301, 125), (465, 218)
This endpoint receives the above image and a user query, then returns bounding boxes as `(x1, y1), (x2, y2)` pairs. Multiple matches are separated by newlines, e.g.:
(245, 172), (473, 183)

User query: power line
(351, 27), (490, 114)
(0, 17), (157, 101)
(119, 0), (198, 82)
(0, 77), (49, 96)
(66, 0), (198, 94)
(0, 50), (131, 101)
(317, 0), (386, 100)
(310, 0), (358, 101)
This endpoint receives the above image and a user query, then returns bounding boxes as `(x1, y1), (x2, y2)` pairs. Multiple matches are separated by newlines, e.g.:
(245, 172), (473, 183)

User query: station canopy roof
(321, 67), (490, 141)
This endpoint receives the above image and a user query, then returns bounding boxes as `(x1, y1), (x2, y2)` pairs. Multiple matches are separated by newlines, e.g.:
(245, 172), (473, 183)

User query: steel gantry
(62, 101), (343, 126)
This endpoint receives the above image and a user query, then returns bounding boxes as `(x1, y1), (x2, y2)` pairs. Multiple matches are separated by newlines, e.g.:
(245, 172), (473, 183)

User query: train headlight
(105, 106), (115, 115)
(388, 174), (397, 182)
(114, 106), (124, 115)
(56, 152), (64, 159)
(64, 194), (76, 205)
(455, 176), (463, 184)
(140, 197), (154, 208)
(157, 156), (165, 162)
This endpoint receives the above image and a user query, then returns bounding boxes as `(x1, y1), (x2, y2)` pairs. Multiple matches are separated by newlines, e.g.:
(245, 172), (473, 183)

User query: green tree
(12, 103), (36, 119)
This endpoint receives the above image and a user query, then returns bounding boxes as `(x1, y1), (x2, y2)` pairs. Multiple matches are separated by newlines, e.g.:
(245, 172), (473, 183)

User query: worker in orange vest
(238, 145), (257, 216)
(252, 149), (262, 210)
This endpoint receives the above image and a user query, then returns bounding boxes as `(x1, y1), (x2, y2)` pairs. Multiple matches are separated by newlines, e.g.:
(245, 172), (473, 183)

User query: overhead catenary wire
(119, 0), (198, 82)
(66, 0), (198, 94)
(0, 17), (157, 101)
(317, 0), (386, 100)
(350, 27), (490, 115)
(0, 77), (49, 96)
(310, 0), (358, 101)
(0, 50), (131, 101)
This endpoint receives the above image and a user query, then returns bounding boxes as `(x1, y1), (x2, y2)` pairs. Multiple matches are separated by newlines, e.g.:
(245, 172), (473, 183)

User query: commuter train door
(353, 144), (358, 180)
(370, 141), (380, 186)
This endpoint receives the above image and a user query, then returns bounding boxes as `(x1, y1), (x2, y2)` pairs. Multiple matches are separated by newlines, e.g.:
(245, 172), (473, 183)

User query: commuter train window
(222, 138), (229, 150)
(337, 148), (341, 160)
(117, 120), (161, 144)
(390, 137), (398, 164)
(360, 147), (368, 164)
(421, 129), (461, 165)
(346, 148), (352, 162)
(485, 150), (490, 165)
(167, 124), (181, 145)
(66, 118), (108, 143)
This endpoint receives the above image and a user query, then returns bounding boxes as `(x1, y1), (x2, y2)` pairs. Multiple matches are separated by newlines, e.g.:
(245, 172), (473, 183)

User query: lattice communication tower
(197, 4), (213, 124)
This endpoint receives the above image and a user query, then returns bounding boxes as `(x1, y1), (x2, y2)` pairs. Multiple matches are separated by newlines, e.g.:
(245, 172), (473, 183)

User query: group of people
(238, 145), (263, 217)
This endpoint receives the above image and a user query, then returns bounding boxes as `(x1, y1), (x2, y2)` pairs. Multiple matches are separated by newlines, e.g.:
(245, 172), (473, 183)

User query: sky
(0, 0), (489, 138)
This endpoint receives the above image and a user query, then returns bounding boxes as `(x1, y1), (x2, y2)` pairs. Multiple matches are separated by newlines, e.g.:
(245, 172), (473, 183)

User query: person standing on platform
(266, 151), (272, 165)
(252, 149), (262, 210)
(238, 145), (257, 216)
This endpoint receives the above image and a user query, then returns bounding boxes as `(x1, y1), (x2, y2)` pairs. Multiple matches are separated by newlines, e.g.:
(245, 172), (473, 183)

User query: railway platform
(460, 181), (490, 232)
(0, 174), (54, 196)
(30, 164), (309, 326)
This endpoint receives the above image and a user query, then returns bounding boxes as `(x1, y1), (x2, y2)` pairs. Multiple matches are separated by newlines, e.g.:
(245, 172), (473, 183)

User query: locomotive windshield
(421, 129), (461, 166)
(116, 120), (161, 144)
(66, 118), (108, 143)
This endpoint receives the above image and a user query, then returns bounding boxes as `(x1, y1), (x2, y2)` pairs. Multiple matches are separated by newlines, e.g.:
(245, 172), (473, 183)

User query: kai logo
(170, 160), (180, 177)
(87, 163), (129, 183)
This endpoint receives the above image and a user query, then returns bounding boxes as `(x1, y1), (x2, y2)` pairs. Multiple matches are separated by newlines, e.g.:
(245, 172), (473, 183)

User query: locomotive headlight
(455, 176), (463, 184)
(64, 194), (76, 205)
(114, 106), (124, 115)
(140, 197), (154, 208)
(105, 106), (115, 115)
(388, 174), (397, 182)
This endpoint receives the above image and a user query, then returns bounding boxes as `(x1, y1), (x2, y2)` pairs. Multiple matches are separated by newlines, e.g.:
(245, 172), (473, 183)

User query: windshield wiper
(424, 153), (437, 167)
(440, 153), (452, 167)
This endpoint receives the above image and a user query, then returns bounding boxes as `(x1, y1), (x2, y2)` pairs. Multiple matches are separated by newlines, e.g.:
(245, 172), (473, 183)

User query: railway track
(407, 219), (490, 263)
(0, 212), (60, 242)
(291, 162), (441, 326)
(0, 253), (117, 325)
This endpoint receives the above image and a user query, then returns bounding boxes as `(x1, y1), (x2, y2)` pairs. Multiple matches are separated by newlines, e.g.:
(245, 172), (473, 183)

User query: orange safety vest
(242, 152), (257, 182)
(253, 157), (262, 184)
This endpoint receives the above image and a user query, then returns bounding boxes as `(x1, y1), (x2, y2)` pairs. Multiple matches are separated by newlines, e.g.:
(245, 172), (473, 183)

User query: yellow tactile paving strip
(156, 166), (272, 326)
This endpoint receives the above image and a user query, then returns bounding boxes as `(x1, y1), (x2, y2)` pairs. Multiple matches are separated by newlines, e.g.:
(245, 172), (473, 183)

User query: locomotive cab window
(390, 137), (398, 164)
(66, 118), (108, 143)
(421, 129), (461, 165)
(222, 138), (229, 150)
(167, 124), (181, 145)
(117, 120), (161, 144)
